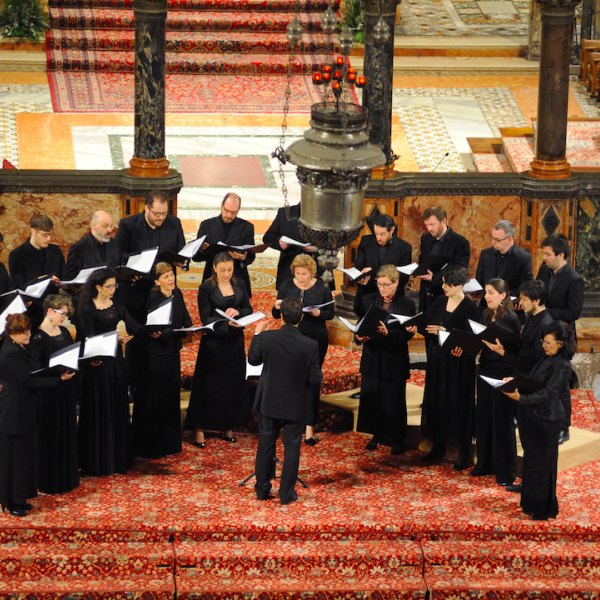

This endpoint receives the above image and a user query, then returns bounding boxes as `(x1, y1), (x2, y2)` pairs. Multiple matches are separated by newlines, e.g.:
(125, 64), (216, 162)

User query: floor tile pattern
(0, 84), (53, 168)
(398, 0), (529, 36)
(571, 80), (600, 119)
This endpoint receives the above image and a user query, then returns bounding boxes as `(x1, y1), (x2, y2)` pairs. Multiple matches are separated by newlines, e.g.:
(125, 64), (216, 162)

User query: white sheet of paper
(20, 278), (52, 299)
(126, 247), (159, 274)
(390, 312), (420, 325)
(146, 300), (172, 326)
(396, 263), (419, 276)
(246, 360), (263, 379)
(82, 331), (119, 359)
(336, 266), (367, 280)
(215, 309), (265, 327)
(49, 342), (81, 371)
(217, 241), (256, 251)
(479, 375), (506, 388)
(0, 295), (27, 331)
(173, 321), (223, 333)
(179, 235), (206, 259)
(438, 330), (451, 347)
(59, 267), (102, 286)
(463, 278), (483, 293)
(303, 300), (334, 313)
(280, 235), (311, 248)
(338, 315), (360, 334)
(469, 319), (487, 335)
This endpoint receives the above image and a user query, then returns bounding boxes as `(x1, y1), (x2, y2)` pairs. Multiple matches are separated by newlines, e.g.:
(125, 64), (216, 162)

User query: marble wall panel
(399, 194), (523, 290)
(577, 195), (600, 291)
(0, 193), (122, 267)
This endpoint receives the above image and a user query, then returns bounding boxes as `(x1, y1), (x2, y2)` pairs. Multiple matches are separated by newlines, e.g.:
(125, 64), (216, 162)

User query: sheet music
(463, 278), (483, 293)
(469, 319), (487, 335)
(389, 313), (416, 325)
(173, 320), (224, 333)
(146, 299), (172, 326)
(59, 267), (102, 286)
(126, 247), (159, 274)
(396, 263), (419, 276)
(337, 315), (361, 334)
(82, 330), (119, 359)
(19, 278), (52, 299)
(280, 235), (311, 248)
(49, 342), (81, 371)
(303, 300), (334, 312)
(479, 375), (505, 388)
(0, 295), (27, 331)
(246, 361), (263, 379)
(179, 235), (206, 259)
(215, 309), (266, 327)
(438, 330), (450, 347)
(336, 266), (367, 280)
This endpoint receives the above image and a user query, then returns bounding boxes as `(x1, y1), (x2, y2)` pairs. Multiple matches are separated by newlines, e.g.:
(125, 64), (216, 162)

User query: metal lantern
(373, 17), (390, 44)
(321, 7), (337, 35)
(284, 102), (386, 280)
(286, 17), (302, 46)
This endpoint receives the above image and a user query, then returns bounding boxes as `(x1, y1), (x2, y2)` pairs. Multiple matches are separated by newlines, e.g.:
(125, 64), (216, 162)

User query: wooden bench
(587, 52), (600, 96)
(580, 39), (600, 82)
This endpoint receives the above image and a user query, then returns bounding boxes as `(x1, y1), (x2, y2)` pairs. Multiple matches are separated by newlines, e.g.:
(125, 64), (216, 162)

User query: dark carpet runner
(46, 0), (340, 75)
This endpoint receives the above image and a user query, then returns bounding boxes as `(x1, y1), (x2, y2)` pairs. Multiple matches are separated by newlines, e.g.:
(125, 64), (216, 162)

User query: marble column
(129, 0), (171, 178)
(529, 0), (582, 179)
(362, 0), (400, 179)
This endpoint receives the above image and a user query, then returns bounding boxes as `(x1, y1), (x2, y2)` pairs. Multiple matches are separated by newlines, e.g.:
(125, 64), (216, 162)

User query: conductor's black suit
(248, 324), (322, 505)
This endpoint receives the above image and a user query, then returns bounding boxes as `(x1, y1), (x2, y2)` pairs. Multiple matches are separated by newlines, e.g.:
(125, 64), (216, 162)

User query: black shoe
(304, 437), (318, 446)
(281, 493), (298, 506)
(18, 502), (33, 511)
(506, 484), (522, 493)
(257, 494), (273, 501)
(350, 391), (361, 399)
(2, 504), (27, 517)
(420, 444), (445, 462)
(558, 429), (570, 445)
(453, 461), (470, 472)
(221, 432), (237, 443)
(453, 446), (471, 471)
(531, 513), (549, 521)
(191, 440), (205, 449)
(390, 443), (405, 456)
(365, 436), (379, 450)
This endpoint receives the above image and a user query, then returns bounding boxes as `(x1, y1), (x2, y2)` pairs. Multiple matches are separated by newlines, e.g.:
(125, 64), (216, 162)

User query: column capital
(363, 0), (400, 17)
(133, 0), (168, 12)
(536, 0), (582, 15)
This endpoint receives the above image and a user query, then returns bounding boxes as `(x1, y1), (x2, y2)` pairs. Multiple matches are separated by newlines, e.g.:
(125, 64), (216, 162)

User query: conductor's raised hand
(254, 321), (268, 334)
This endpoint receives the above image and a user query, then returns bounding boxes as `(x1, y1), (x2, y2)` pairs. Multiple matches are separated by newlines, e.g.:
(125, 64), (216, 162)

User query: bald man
(66, 210), (123, 279)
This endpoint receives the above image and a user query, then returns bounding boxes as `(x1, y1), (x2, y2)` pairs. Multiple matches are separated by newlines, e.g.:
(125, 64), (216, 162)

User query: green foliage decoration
(340, 0), (364, 44)
(0, 0), (48, 41)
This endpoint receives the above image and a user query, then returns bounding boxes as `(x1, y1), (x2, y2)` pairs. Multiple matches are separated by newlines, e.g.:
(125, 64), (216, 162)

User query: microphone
(431, 152), (450, 172)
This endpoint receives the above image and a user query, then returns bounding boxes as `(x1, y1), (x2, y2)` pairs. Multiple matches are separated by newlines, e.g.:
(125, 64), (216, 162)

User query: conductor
(249, 297), (322, 505)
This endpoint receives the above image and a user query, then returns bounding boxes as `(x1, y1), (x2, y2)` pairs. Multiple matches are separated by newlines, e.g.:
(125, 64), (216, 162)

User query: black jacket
(8, 239), (66, 290)
(476, 244), (533, 297)
(66, 232), (123, 279)
(520, 354), (570, 422)
(0, 262), (12, 295)
(249, 324), (322, 423)
(418, 227), (470, 312)
(114, 212), (185, 310)
(194, 216), (255, 297)
(0, 338), (58, 435)
(354, 234), (412, 296)
(536, 263), (584, 334)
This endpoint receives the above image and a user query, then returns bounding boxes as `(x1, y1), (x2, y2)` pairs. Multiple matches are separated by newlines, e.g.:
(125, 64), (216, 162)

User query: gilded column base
(371, 162), (396, 179)
(528, 158), (571, 179)
(129, 157), (171, 178)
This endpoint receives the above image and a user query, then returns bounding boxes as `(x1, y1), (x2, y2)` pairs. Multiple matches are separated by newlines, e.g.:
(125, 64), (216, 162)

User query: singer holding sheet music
(185, 252), (253, 447)
(132, 263), (193, 459)
(78, 268), (141, 476)
(271, 255), (333, 446)
(471, 279), (520, 484)
(355, 265), (416, 455)
(0, 314), (74, 517)
(421, 265), (479, 469)
(502, 321), (575, 520)
(28, 293), (79, 495)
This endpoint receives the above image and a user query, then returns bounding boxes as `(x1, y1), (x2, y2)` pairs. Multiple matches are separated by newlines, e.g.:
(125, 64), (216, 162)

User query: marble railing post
(527, 0), (542, 60)
(129, 0), (171, 178)
(362, 0), (400, 179)
(529, 0), (582, 179)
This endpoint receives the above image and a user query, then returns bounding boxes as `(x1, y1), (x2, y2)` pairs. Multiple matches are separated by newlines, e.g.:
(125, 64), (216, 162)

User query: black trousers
(255, 412), (304, 504)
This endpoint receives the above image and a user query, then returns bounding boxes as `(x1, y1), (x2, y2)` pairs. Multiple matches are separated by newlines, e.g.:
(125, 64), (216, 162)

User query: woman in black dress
(503, 321), (574, 520)
(29, 293), (79, 495)
(0, 314), (73, 517)
(78, 267), (140, 476)
(132, 262), (193, 459)
(471, 278), (521, 485)
(355, 264), (416, 455)
(272, 254), (334, 445)
(421, 265), (480, 469)
(185, 252), (253, 447)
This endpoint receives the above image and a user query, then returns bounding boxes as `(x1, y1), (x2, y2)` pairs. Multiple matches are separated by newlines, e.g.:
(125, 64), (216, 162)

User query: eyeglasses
(36, 231), (53, 239)
(149, 208), (168, 218)
(53, 308), (68, 316)
(377, 282), (395, 289)
(541, 339), (562, 347)
(490, 235), (510, 244)
(103, 283), (119, 290)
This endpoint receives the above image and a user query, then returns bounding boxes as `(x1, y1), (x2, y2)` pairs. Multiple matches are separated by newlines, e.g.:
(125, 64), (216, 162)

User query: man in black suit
(249, 298), (322, 505)
(8, 214), (67, 327)
(194, 192), (256, 297)
(66, 210), (122, 279)
(417, 206), (470, 312)
(475, 220), (532, 297)
(115, 190), (185, 323)
(263, 203), (317, 290)
(536, 233), (583, 444)
(353, 213), (412, 313)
